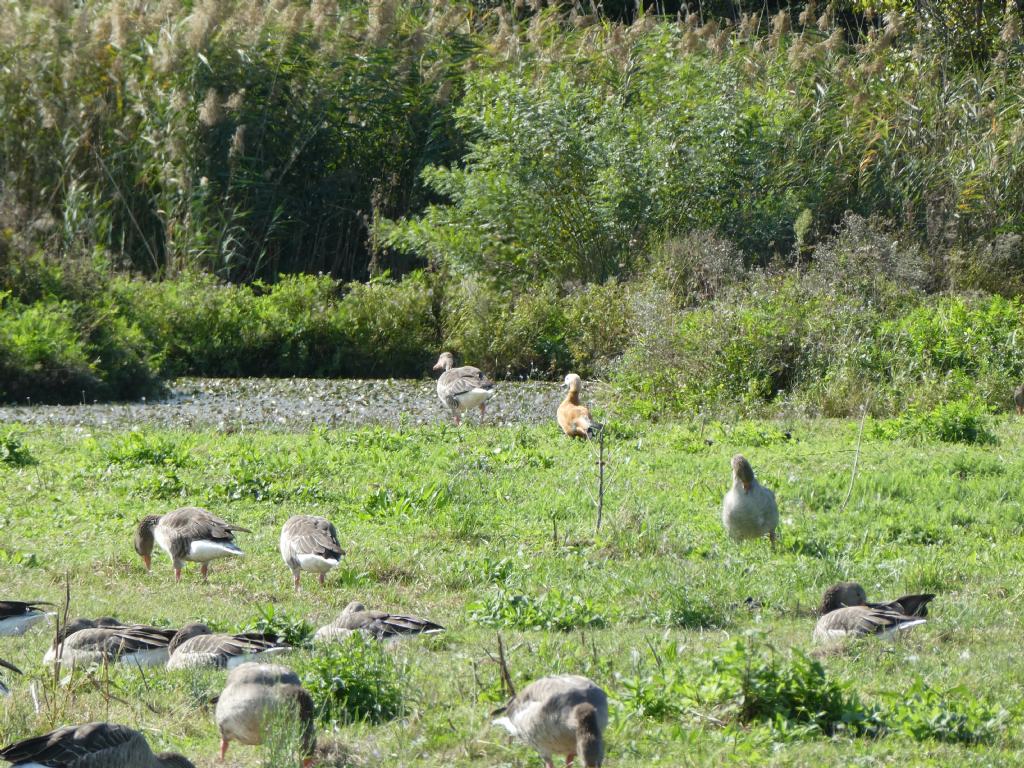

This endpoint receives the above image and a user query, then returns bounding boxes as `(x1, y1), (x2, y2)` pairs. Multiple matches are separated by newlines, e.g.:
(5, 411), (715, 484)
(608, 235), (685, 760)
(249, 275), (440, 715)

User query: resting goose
(166, 623), (289, 670)
(433, 351), (496, 425)
(721, 454), (779, 544)
(1015, 383), (1024, 415)
(134, 506), (249, 582)
(43, 618), (177, 668)
(814, 582), (929, 643)
(215, 662), (315, 766)
(0, 600), (54, 636)
(0, 658), (22, 696)
(0, 722), (194, 767)
(557, 374), (601, 439)
(493, 675), (608, 768)
(279, 515), (344, 590)
(313, 601), (444, 643)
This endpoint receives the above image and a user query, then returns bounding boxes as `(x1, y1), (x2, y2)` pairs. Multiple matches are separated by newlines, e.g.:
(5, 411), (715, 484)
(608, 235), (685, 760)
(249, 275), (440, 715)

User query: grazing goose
(0, 600), (54, 636)
(215, 662), (315, 766)
(1015, 383), (1024, 415)
(313, 601), (444, 643)
(134, 506), (249, 582)
(493, 675), (608, 768)
(721, 454), (779, 544)
(557, 374), (601, 439)
(433, 351), (496, 425)
(166, 623), (289, 670)
(0, 722), (195, 767)
(0, 658), (22, 696)
(279, 515), (344, 590)
(43, 618), (177, 668)
(814, 582), (928, 643)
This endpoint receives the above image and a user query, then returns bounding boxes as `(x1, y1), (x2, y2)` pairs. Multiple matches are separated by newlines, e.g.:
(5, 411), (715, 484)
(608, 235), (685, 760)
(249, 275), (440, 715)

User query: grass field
(2, 415), (1024, 766)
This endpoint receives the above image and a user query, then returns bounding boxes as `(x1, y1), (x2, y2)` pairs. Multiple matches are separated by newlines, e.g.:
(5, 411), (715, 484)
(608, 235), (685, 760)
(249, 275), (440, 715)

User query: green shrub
(467, 589), (607, 631)
(881, 681), (1011, 745)
(100, 431), (192, 468)
(0, 427), (34, 466)
(871, 397), (997, 445)
(296, 633), (404, 725)
(244, 605), (315, 648)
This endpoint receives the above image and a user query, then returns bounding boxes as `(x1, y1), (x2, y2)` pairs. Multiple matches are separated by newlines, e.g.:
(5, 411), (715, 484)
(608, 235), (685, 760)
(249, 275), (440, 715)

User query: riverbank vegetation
(2, 0), (1024, 410)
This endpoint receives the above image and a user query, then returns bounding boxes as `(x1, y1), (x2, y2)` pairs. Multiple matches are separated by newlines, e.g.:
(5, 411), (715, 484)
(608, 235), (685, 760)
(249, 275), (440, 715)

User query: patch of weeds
(296, 633), (403, 725)
(260, 696), (311, 768)
(101, 430), (191, 467)
(245, 604), (314, 647)
(713, 421), (793, 447)
(880, 681), (1012, 745)
(220, 446), (284, 502)
(0, 549), (38, 567)
(0, 428), (35, 466)
(872, 398), (996, 445)
(467, 589), (607, 631)
(651, 594), (730, 630)
(949, 453), (1004, 479)
(359, 482), (450, 521)
(132, 469), (186, 500)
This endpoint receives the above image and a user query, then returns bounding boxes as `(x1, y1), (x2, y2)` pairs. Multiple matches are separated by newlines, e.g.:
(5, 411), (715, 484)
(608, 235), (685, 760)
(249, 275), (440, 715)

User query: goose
(557, 374), (601, 439)
(313, 601), (444, 643)
(215, 662), (315, 766)
(493, 675), (608, 768)
(0, 722), (195, 767)
(166, 623), (290, 670)
(43, 618), (177, 668)
(0, 658), (22, 696)
(0, 600), (54, 636)
(721, 454), (779, 544)
(279, 515), (344, 591)
(814, 582), (929, 643)
(134, 506), (249, 582)
(1015, 383), (1024, 415)
(433, 351), (496, 425)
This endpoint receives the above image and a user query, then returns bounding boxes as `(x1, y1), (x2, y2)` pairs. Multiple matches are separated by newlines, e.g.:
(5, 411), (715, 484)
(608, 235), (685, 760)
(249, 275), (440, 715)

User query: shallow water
(0, 377), (565, 430)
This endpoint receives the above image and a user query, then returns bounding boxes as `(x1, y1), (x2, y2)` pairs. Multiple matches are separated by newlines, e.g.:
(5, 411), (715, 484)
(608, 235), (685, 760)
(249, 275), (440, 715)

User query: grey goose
(313, 601), (444, 643)
(721, 454), (779, 544)
(814, 582), (930, 643)
(433, 351), (495, 425)
(279, 515), (344, 590)
(43, 618), (177, 668)
(215, 662), (315, 765)
(493, 675), (608, 768)
(0, 722), (194, 767)
(0, 600), (54, 636)
(166, 623), (289, 670)
(134, 506), (248, 582)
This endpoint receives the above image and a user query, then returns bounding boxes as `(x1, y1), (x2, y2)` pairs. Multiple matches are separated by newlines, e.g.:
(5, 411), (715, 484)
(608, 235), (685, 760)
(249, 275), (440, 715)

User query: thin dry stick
(496, 633), (515, 699)
(839, 399), (871, 513)
(595, 429), (606, 533)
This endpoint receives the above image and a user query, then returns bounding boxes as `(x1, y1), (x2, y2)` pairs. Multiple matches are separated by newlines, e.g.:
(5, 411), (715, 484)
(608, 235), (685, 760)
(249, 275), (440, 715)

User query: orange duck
(557, 374), (601, 439)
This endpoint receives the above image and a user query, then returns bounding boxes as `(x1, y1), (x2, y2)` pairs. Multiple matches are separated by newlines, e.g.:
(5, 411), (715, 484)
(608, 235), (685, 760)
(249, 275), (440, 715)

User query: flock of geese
(0, 352), (939, 767)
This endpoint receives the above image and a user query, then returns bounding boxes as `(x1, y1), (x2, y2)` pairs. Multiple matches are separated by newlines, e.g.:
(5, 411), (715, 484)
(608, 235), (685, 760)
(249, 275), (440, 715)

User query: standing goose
(313, 601), (444, 643)
(493, 675), (608, 768)
(433, 351), (496, 425)
(1015, 383), (1024, 415)
(0, 722), (195, 767)
(279, 515), (344, 591)
(814, 582), (929, 643)
(43, 618), (177, 668)
(166, 623), (290, 670)
(721, 454), (779, 545)
(215, 662), (315, 766)
(557, 374), (601, 439)
(0, 658), (22, 696)
(0, 600), (54, 636)
(134, 506), (249, 582)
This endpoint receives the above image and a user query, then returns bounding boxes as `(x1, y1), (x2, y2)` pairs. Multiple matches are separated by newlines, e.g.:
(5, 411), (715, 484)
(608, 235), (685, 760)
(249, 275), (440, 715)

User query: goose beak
(741, 480), (751, 492)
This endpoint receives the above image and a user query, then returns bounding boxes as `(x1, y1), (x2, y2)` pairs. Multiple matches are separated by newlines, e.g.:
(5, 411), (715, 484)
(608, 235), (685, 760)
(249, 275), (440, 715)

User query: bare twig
(839, 398), (871, 513)
(595, 429), (606, 533)
(496, 633), (515, 699)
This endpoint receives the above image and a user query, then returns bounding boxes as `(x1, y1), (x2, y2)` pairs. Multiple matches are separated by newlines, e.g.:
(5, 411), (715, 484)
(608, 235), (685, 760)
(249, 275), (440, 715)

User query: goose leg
(318, 571), (326, 586)
(294, 571), (302, 591)
(174, 567), (182, 583)
(453, 412), (461, 426)
(219, 737), (229, 761)
(201, 563), (209, 581)
(479, 402), (486, 421)
(769, 530), (778, 549)
(566, 754), (575, 766)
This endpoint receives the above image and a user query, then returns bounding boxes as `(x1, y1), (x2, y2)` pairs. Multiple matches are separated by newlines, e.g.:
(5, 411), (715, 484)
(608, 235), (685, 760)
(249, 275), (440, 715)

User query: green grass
(3, 418), (1024, 766)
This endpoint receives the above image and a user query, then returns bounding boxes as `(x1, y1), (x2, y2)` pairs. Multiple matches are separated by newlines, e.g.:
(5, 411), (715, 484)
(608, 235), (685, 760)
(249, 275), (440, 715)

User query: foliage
(296, 633), (404, 725)
(879, 680), (1012, 745)
(0, 427), (34, 466)
(871, 398), (997, 445)
(245, 604), (315, 648)
(467, 589), (608, 631)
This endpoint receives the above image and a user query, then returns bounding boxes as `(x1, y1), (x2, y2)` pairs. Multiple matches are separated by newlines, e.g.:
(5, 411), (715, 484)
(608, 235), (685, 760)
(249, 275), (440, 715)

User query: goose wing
(282, 516), (343, 561)
(164, 507), (250, 544)
(868, 593), (935, 617)
(438, 366), (494, 401)
(351, 609), (444, 639)
(0, 600), (52, 619)
(0, 722), (148, 765)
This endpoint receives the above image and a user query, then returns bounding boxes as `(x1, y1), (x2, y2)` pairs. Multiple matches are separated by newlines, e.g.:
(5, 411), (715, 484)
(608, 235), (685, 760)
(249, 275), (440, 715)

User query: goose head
(134, 515), (162, 572)
(562, 373), (583, 394)
(169, 622), (212, 655)
(432, 352), (455, 373)
(341, 601), (367, 617)
(731, 454), (755, 492)
(819, 582), (868, 615)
